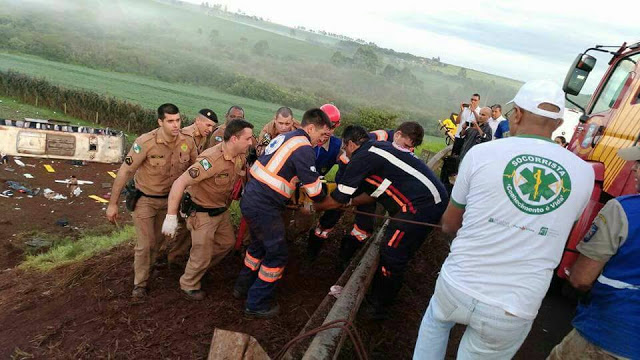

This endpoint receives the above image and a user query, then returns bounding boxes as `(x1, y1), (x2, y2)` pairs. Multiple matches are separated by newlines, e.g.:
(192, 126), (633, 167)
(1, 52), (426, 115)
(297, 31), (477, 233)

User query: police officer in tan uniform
(180, 109), (219, 154)
(168, 109), (220, 265)
(256, 106), (300, 156)
(210, 105), (245, 147)
(162, 119), (254, 300)
(106, 103), (198, 299)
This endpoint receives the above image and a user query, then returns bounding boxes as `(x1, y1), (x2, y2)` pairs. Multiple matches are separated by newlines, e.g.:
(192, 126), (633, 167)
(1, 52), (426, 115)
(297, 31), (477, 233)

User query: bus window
(591, 53), (640, 114)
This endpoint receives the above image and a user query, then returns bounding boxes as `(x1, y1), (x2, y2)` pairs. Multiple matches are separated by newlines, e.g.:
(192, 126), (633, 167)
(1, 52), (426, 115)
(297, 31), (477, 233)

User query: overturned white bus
(0, 118), (125, 164)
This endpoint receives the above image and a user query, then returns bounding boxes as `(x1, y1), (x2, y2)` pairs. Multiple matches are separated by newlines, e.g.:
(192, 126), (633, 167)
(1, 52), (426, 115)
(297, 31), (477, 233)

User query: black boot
(306, 228), (325, 262)
(338, 234), (362, 270)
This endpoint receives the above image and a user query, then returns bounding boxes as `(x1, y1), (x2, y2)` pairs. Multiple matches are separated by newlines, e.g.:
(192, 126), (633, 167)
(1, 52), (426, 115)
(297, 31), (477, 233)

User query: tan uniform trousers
(167, 224), (191, 264)
(132, 196), (188, 288)
(179, 210), (235, 290)
(547, 329), (628, 360)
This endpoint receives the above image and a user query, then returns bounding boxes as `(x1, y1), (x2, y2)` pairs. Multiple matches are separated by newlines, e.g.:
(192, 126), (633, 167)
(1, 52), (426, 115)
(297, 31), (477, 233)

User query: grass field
(0, 52), (302, 129)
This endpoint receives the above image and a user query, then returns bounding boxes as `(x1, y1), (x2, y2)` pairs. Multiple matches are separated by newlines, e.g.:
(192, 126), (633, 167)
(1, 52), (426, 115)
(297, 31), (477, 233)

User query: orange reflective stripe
(350, 224), (369, 242)
(365, 178), (405, 210)
(381, 266), (391, 277)
(371, 130), (388, 141)
(387, 230), (404, 248)
(266, 136), (310, 174)
(250, 162), (296, 198)
(258, 265), (285, 283)
(303, 177), (323, 197)
(244, 252), (262, 271)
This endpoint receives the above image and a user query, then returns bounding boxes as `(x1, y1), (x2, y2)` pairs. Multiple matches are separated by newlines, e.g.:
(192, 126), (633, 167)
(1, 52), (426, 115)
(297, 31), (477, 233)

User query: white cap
(618, 146), (640, 161)
(507, 80), (565, 120)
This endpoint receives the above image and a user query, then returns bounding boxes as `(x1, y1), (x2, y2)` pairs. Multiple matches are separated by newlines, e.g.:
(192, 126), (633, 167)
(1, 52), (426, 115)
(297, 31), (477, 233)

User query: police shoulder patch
(133, 143), (141, 154)
(189, 167), (200, 179)
(583, 224), (599, 243)
(200, 158), (212, 170)
(125, 156), (133, 165)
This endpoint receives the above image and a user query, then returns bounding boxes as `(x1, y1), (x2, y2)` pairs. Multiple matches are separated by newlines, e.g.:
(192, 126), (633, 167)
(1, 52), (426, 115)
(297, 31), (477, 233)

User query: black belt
(139, 191), (169, 199)
(193, 203), (227, 216)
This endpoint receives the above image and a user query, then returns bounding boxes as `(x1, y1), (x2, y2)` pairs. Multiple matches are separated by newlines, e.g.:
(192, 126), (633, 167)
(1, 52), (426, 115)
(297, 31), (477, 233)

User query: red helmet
(320, 104), (341, 127)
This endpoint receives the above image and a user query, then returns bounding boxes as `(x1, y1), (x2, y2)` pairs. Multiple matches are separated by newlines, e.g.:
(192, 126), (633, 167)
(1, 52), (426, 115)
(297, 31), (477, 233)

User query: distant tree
(197, 27), (203, 35)
(239, 37), (248, 46)
(382, 64), (400, 79)
(330, 51), (351, 67)
(289, 28), (296, 37)
(457, 67), (467, 78)
(353, 46), (380, 73)
(253, 40), (269, 55)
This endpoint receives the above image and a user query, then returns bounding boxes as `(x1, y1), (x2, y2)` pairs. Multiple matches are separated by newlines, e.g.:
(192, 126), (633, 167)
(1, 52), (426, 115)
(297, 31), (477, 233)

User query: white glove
(161, 214), (179, 238)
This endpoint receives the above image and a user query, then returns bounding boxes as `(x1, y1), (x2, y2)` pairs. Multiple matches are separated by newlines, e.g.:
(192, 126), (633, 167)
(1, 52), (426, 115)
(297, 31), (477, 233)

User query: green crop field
(0, 53), (301, 129)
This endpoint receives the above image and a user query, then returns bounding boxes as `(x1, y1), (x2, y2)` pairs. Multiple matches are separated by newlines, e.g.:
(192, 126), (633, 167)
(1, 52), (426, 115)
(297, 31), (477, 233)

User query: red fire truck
(557, 41), (640, 278)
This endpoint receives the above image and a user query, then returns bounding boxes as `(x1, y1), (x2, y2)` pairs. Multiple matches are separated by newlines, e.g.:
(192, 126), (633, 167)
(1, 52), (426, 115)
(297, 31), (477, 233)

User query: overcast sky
(183, 0), (637, 85)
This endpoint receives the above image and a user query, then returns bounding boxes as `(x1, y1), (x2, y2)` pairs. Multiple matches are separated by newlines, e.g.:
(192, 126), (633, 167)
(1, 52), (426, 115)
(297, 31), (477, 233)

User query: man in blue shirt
(548, 145), (640, 360)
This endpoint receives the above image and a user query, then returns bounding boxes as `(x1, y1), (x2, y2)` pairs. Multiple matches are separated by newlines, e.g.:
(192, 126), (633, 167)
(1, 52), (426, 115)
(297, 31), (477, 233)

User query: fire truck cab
(557, 41), (640, 278)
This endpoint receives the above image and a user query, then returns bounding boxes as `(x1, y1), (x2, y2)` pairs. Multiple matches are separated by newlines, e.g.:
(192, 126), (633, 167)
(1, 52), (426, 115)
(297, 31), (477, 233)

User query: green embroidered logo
(503, 154), (571, 215)
(133, 143), (141, 153)
(200, 158), (212, 171)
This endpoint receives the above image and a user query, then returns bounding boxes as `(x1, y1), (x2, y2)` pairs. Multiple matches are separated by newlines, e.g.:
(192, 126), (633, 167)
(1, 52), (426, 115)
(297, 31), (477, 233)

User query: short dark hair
(301, 108), (332, 129)
(226, 105), (244, 116)
(275, 106), (293, 118)
(472, 93), (481, 100)
(396, 121), (424, 147)
(341, 125), (369, 146)
(555, 136), (567, 145)
(491, 104), (502, 111)
(224, 119), (254, 141)
(157, 103), (179, 120)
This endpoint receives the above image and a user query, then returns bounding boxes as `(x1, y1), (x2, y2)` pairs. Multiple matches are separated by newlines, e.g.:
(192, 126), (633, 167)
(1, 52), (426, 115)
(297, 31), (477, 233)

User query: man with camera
(452, 93), (481, 155)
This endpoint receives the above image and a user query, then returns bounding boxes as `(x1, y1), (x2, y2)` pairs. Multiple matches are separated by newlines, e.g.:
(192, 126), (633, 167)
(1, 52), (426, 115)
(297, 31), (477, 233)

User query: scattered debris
(44, 164), (55, 173)
(72, 187), (82, 197)
(70, 160), (86, 166)
(6, 181), (41, 196)
(14, 159), (25, 167)
(328, 285), (343, 298)
(107, 171), (117, 178)
(103, 192), (111, 199)
(4, 167), (15, 172)
(43, 188), (67, 201)
(26, 163), (36, 168)
(55, 179), (94, 185)
(25, 238), (52, 249)
(55, 218), (70, 227)
(101, 182), (112, 189)
(88, 195), (109, 203)
(0, 190), (13, 198)
(23, 173), (34, 179)
(0, 152), (8, 164)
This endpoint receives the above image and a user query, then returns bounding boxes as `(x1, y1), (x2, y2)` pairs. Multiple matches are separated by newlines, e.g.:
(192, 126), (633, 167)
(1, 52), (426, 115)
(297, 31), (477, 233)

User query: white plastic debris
(328, 285), (343, 298)
(23, 173), (34, 179)
(14, 159), (25, 167)
(72, 187), (82, 197)
(43, 188), (68, 200)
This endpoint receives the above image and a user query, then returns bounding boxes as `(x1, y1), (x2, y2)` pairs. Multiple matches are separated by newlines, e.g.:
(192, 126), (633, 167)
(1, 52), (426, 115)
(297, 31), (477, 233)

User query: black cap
(198, 109), (218, 123)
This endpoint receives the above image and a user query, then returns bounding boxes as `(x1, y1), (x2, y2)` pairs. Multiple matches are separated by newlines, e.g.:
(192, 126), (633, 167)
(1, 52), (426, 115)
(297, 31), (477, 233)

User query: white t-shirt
(487, 115), (504, 138)
(455, 107), (479, 138)
(442, 135), (594, 319)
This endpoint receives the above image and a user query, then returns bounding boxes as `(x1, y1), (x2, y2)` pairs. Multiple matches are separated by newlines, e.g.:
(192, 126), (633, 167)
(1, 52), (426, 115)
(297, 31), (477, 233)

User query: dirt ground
(0, 156), (576, 359)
